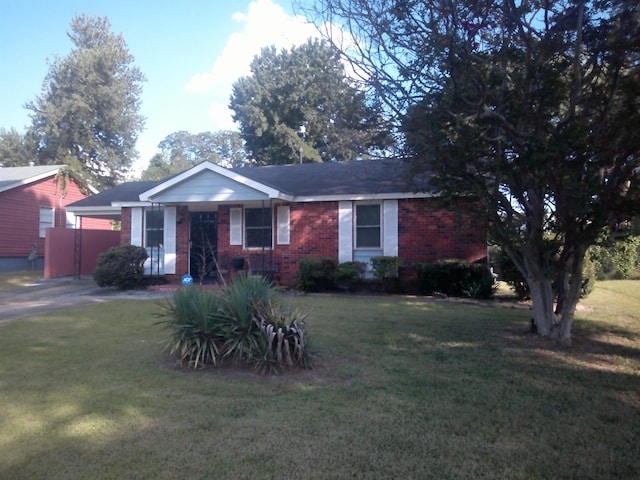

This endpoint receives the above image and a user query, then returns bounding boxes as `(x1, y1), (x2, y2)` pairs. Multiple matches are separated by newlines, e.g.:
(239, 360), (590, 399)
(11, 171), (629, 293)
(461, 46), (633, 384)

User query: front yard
(0, 281), (638, 478)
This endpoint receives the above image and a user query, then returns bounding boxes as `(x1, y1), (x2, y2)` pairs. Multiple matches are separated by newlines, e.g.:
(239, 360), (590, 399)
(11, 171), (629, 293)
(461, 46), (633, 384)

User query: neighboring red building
(67, 160), (487, 286)
(0, 164), (112, 272)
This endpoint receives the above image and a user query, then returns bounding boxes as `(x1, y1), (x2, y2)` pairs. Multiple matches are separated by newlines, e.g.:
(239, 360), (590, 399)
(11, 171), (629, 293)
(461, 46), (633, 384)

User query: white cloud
(185, 0), (320, 130)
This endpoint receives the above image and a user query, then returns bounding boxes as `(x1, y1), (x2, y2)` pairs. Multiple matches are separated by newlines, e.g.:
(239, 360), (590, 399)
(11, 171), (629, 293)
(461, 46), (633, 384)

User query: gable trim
(138, 161), (291, 202)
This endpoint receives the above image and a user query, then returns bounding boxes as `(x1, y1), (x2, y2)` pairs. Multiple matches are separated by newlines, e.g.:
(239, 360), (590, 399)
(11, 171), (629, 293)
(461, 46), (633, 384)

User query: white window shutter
(164, 207), (176, 274)
(131, 208), (143, 246)
(383, 200), (398, 256)
(230, 208), (242, 245)
(276, 206), (290, 245)
(338, 201), (353, 263)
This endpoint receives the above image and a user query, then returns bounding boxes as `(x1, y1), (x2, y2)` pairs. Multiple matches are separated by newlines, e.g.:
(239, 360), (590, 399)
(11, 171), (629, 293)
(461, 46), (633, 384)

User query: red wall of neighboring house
(0, 175), (112, 259)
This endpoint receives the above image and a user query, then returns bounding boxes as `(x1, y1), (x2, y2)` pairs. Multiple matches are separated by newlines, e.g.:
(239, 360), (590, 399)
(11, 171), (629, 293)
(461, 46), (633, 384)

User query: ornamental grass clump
(156, 273), (312, 373)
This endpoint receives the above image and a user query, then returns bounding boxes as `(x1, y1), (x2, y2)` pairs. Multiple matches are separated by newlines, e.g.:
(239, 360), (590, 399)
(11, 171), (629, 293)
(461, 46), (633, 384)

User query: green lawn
(0, 282), (638, 479)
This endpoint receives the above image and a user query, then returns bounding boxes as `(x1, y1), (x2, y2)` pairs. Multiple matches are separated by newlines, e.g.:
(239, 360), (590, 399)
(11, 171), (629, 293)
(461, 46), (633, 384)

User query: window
(39, 207), (54, 237)
(145, 209), (164, 248)
(245, 207), (272, 249)
(66, 211), (77, 229)
(355, 204), (381, 248)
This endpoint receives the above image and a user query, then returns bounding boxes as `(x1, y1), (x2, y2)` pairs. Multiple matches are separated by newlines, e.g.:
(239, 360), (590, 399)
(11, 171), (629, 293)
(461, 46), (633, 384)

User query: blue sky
(0, 0), (321, 175)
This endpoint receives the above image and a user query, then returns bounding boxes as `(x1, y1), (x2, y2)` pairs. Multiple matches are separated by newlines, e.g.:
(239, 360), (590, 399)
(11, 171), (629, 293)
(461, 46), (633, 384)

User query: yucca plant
(255, 300), (312, 374)
(156, 286), (225, 368)
(218, 273), (273, 364)
(156, 274), (313, 373)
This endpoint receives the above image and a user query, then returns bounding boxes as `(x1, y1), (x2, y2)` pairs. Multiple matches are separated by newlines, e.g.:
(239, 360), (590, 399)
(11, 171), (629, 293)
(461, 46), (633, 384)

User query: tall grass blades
(156, 287), (224, 368)
(218, 273), (274, 364)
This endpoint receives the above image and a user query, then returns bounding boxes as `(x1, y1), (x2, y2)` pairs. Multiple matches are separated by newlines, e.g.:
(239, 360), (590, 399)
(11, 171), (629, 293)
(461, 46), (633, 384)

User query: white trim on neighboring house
(138, 161), (292, 202)
(338, 201), (353, 263)
(163, 207), (176, 274)
(131, 207), (143, 246)
(383, 200), (399, 256)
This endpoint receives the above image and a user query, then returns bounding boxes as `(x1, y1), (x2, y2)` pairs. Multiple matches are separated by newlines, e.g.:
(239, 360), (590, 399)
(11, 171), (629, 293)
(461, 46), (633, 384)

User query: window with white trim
(245, 207), (272, 249)
(145, 209), (164, 247)
(355, 204), (381, 248)
(39, 207), (54, 237)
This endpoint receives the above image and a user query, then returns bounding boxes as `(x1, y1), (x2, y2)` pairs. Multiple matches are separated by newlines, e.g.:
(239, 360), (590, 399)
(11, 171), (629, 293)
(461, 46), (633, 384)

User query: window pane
(356, 204), (381, 248)
(246, 208), (270, 227)
(246, 228), (272, 248)
(356, 205), (380, 226)
(145, 209), (164, 247)
(356, 226), (381, 248)
(39, 207), (54, 237)
(245, 208), (272, 248)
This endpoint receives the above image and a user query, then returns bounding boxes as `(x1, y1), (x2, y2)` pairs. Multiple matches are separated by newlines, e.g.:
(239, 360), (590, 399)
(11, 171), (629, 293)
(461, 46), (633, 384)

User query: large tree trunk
(527, 275), (557, 336)
(525, 246), (586, 344)
(552, 247), (586, 344)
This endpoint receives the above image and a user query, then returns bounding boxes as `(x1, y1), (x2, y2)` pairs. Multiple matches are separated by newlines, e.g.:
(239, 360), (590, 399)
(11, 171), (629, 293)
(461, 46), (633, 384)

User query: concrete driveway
(0, 276), (169, 323)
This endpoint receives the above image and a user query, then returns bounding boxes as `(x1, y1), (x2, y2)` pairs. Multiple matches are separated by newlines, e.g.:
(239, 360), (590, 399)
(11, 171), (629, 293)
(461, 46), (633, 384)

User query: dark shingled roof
(68, 159), (430, 208)
(68, 181), (161, 207)
(232, 159), (425, 196)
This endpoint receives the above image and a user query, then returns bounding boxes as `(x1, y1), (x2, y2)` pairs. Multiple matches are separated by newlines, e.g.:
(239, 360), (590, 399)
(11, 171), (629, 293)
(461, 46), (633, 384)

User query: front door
(190, 212), (218, 282)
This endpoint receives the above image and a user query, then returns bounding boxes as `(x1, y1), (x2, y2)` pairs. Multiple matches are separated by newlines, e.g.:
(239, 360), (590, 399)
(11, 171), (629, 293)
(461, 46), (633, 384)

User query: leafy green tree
(230, 39), (392, 165)
(0, 127), (38, 167)
(310, 0), (640, 342)
(140, 130), (249, 180)
(26, 14), (145, 190)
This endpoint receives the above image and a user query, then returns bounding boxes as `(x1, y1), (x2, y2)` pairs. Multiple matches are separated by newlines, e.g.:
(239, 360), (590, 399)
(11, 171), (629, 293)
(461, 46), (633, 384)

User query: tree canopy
(26, 14), (145, 190)
(0, 128), (38, 167)
(309, 0), (640, 342)
(230, 38), (392, 165)
(140, 130), (249, 181)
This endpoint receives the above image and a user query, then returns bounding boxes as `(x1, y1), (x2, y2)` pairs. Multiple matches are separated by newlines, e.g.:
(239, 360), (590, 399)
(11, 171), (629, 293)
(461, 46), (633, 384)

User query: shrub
(416, 259), (495, 299)
(335, 261), (367, 289)
(93, 245), (148, 290)
(156, 273), (312, 373)
(370, 256), (403, 279)
(296, 257), (338, 292)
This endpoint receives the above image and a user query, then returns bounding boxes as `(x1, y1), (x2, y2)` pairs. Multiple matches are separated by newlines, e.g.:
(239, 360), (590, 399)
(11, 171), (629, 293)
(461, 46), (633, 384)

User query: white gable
(144, 169), (270, 203)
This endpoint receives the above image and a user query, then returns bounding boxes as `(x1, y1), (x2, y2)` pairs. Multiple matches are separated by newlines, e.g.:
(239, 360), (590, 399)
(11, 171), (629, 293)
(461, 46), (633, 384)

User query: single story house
(66, 159), (487, 286)
(0, 164), (111, 272)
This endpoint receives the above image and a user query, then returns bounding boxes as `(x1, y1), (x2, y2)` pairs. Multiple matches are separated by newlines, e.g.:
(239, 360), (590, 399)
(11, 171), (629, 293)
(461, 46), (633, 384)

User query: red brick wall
(398, 198), (487, 265)
(120, 208), (132, 245)
(0, 175), (112, 258)
(215, 202), (339, 286)
(167, 206), (191, 282)
(121, 198), (487, 287)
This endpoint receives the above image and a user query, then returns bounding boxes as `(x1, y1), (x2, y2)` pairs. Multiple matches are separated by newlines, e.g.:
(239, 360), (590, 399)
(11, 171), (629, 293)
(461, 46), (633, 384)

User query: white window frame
(354, 202), (382, 249)
(39, 207), (55, 237)
(244, 206), (273, 250)
(144, 208), (165, 248)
